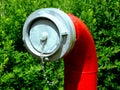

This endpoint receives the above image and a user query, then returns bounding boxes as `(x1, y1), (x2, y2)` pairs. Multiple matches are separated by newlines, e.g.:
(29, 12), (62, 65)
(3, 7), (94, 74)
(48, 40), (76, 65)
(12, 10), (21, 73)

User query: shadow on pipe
(64, 14), (98, 90)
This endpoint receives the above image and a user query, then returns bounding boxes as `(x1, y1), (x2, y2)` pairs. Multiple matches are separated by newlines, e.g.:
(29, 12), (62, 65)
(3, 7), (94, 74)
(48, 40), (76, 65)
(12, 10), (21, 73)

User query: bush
(0, 0), (120, 90)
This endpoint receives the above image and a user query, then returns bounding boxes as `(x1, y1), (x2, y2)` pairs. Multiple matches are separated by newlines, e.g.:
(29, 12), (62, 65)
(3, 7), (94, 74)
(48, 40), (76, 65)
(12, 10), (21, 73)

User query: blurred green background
(0, 0), (120, 90)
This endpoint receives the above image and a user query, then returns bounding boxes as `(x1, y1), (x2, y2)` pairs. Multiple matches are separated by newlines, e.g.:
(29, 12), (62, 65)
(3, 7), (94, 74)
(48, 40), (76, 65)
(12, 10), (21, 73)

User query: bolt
(40, 32), (48, 41)
(40, 32), (48, 50)
(45, 57), (49, 61)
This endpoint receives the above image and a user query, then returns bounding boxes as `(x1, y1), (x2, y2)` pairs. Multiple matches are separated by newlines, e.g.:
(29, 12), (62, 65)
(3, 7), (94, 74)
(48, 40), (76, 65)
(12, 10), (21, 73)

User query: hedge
(0, 0), (120, 90)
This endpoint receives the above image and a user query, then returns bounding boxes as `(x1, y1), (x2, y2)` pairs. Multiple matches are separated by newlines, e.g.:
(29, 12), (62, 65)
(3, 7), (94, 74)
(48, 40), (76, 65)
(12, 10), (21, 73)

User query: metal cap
(23, 8), (76, 61)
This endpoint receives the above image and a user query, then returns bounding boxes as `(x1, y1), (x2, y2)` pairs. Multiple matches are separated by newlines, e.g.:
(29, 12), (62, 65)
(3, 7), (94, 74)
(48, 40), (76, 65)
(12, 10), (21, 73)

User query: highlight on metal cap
(22, 8), (76, 61)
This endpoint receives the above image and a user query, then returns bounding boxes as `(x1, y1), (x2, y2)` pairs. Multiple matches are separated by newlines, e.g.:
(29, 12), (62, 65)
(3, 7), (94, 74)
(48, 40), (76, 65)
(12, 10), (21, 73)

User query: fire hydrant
(23, 8), (98, 90)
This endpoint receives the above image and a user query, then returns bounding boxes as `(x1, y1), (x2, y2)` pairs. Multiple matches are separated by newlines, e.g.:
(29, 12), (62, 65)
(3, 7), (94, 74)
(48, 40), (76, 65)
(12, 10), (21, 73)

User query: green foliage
(0, 0), (120, 90)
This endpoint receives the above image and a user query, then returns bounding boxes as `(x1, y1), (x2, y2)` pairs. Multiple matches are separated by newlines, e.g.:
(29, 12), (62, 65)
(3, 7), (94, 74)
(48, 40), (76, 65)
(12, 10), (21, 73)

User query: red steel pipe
(64, 14), (98, 90)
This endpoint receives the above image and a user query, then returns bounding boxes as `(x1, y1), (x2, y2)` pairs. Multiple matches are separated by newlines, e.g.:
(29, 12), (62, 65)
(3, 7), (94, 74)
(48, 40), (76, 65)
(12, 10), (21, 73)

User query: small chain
(40, 37), (58, 86)
(40, 54), (54, 86)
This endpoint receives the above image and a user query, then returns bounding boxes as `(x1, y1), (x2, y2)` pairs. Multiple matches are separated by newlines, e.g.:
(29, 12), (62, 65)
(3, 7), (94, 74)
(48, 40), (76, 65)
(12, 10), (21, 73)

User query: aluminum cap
(23, 8), (76, 61)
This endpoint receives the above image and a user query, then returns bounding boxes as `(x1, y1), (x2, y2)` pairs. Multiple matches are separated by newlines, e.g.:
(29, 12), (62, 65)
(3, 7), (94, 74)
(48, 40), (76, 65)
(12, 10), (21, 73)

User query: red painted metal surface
(64, 14), (98, 90)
